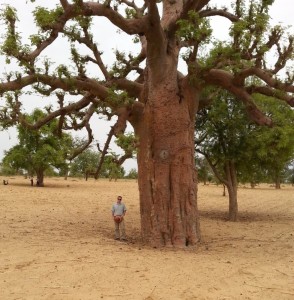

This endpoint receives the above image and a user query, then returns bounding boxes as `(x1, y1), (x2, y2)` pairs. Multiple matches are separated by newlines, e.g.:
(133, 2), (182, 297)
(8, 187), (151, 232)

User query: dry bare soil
(0, 176), (293, 300)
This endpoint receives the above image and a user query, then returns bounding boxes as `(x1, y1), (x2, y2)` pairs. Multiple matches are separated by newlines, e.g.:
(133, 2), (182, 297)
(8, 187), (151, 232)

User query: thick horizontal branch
(199, 8), (239, 22)
(246, 85), (294, 107)
(0, 74), (109, 98)
(80, 2), (148, 35)
(108, 78), (142, 98)
(233, 67), (294, 95)
(17, 94), (95, 130)
(201, 69), (273, 126)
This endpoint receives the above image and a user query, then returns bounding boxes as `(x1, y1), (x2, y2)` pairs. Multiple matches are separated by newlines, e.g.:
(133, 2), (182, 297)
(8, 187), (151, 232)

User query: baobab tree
(0, 0), (293, 247)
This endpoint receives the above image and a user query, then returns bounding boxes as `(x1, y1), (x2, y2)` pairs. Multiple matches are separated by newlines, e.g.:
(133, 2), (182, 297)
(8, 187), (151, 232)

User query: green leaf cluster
(106, 88), (134, 109)
(0, 5), (18, 26)
(176, 11), (212, 44)
(0, 6), (21, 57)
(103, 155), (125, 179)
(125, 8), (136, 19)
(115, 132), (137, 155)
(110, 50), (137, 77)
(33, 6), (63, 31)
(70, 148), (100, 176)
(196, 86), (294, 185)
(241, 95), (294, 182)
(125, 168), (138, 179)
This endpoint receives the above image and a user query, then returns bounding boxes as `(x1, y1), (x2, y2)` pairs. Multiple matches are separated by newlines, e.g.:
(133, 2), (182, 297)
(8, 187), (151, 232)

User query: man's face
(117, 197), (122, 203)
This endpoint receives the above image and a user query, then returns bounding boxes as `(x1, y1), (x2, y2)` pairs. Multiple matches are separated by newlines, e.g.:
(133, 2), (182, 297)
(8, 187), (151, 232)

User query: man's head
(117, 196), (122, 203)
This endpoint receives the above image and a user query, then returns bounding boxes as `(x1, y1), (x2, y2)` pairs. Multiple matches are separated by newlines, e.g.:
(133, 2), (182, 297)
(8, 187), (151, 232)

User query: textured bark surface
(133, 67), (201, 247)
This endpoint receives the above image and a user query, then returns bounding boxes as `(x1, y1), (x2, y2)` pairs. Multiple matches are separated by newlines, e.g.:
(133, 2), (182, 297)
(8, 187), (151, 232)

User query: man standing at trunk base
(111, 196), (127, 241)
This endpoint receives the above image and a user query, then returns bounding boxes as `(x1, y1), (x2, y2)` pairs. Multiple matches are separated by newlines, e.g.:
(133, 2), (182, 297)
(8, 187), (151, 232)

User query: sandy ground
(0, 176), (293, 300)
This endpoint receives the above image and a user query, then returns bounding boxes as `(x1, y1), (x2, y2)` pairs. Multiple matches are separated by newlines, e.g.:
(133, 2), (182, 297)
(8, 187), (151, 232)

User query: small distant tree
(94, 132), (137, 179)
(125, 168), (138, 180)
(284, 160), (294, 185)
(2, 109), (73, 186)
(70, 134), (135, 180)
(0, 162), (17, 176)
(195, 154), (213, 185)
(100, 154), (125, 181)
(288, 169), (294, 186)
(70, 148), (100, 178)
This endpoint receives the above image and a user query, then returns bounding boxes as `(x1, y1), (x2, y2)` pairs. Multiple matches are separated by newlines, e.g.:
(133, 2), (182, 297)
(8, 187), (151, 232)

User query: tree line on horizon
(1, 100), (293, 190)
(0, 109), (138, 183)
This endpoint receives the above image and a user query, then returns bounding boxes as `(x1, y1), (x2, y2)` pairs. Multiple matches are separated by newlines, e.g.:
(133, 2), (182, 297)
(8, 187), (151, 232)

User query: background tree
(70, 133), (135, 180)
(94, 132), (137, 179)
(125, 168), (138, 180)
(240, 95), (294, 189)
(1, 145), (24, 175)
(70, 148), (100, 178)
(196, 90), (251, 220)
(0, 1), (293, 247)
(2, 109), (73, 186)
(195, 154), (213, 185)
(285, 160), (294, 185)
(101, 154), (126, 181)
(196, 91), (294, 220)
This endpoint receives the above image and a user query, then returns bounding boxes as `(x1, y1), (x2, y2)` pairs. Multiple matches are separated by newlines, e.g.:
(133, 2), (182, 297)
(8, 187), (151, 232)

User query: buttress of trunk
(134, 77), (200, 248)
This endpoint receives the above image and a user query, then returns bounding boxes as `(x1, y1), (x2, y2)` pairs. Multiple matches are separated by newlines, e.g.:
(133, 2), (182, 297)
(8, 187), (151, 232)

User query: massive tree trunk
(132, 63), (201, 247)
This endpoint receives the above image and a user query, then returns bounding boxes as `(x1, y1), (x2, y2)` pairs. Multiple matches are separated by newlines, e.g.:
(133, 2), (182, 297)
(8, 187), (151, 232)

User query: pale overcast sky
(0, 0), (293, 172)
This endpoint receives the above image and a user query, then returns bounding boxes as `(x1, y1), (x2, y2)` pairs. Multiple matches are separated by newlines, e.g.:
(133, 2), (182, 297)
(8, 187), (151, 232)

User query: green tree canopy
(196, 91), (294, 219)
(196, 90), (251, 220)
(70, 148), (100, 177)
(239, 95), (294, 188)
(2, 109), (73, 186)
(125, 168), (138, 179)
